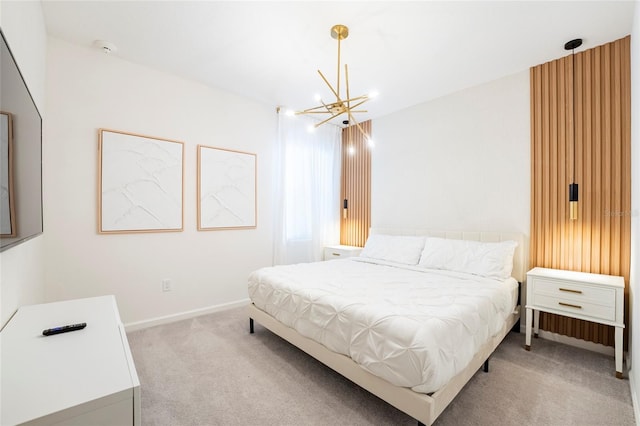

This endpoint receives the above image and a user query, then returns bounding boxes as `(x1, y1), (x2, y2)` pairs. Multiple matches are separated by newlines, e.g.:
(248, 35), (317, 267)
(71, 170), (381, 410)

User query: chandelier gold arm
(318, 70), (340, 101)
(340, 95), (369, 103)
(296, 109), (368, 115)
(347, 99), (368, 111)
(347, 111), (370, 139)
(296, 110), (335, 114)
(315, 110), (347, 127)
(296, 108), (367, 115)
(345, 64), (350, 111)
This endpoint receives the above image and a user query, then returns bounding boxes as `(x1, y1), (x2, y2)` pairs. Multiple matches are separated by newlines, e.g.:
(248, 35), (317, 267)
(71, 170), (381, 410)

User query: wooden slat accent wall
(340, 120), (371, 247)
(530, 36), (631, 347)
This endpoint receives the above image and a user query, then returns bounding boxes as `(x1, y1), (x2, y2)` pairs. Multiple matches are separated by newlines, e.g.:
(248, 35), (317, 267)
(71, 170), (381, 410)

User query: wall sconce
(569, 182), (579, 220)
(343, 199), (348, 219)
(565, 38), (582, 220)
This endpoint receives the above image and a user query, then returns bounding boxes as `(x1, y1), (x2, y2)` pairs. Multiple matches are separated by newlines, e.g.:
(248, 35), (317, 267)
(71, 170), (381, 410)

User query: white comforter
(248, 257), (518, 394)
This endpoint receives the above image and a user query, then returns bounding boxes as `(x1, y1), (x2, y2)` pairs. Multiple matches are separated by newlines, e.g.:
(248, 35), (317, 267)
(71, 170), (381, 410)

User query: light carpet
(127, 307), (635, 425)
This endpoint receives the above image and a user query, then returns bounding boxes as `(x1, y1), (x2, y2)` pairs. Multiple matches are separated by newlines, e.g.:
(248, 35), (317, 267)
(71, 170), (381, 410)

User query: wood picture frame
(98, 129), (184, 234)
(0, 112), (15, 237)
(197, 145), (256, 230)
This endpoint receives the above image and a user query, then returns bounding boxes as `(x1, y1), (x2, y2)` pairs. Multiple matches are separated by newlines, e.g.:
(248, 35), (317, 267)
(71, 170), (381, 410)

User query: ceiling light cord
(572, 45), (576, 184)
(565, 38), (582, 220)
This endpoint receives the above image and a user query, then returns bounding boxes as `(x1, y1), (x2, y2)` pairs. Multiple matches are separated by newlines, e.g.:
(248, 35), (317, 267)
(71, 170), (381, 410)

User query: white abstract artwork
(0, 113), (14, 236)
(198, 145), (256, 230)
(99, 129), (184, 233)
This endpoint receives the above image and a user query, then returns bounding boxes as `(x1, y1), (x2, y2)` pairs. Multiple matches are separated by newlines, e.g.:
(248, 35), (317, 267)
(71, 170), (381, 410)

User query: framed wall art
(197, 145), (256, 230)
(98, 129), (184, 233)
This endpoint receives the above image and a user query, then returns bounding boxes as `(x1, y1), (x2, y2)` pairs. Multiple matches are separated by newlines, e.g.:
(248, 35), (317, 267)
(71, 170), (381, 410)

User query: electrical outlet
(162, 279), (171, 292)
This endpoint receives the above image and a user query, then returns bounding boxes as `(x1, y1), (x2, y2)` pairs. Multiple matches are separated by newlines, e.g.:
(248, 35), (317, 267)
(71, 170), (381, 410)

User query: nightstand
(525, 267), (625, 378)
(323, 245), (362, 261)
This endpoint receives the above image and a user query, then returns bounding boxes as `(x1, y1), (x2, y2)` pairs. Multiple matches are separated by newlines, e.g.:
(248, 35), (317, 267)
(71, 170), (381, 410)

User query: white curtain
(273, 111), (341, 265)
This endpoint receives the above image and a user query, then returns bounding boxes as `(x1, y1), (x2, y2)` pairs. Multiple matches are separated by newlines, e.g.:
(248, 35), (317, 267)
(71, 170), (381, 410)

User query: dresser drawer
(531, 278), (616, 307)
(531, 293), (616, 322)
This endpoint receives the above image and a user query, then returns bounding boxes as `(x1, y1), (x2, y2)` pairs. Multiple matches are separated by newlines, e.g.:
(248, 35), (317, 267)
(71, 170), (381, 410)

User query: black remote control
(42, 322), (87, 336)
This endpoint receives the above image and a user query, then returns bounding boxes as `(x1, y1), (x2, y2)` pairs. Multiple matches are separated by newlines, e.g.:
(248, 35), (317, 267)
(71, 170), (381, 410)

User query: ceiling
(41, 1), (635, 126)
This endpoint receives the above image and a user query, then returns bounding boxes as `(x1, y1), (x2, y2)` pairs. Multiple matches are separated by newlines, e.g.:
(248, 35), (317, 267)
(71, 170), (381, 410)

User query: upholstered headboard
(369, 228), (527, 283)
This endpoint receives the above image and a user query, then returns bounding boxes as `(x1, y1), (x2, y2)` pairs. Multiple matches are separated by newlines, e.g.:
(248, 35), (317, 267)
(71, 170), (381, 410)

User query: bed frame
(248, 229), (526, 426)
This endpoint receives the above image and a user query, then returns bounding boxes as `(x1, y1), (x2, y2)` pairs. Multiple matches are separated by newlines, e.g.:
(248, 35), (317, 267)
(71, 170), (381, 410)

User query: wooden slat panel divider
(340, 120), (371, 247)
(530, 36), (630, 347)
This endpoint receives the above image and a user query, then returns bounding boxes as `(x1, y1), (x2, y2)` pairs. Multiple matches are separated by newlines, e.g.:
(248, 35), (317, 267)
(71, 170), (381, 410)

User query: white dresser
(323, 244), (363, 260)
(525, 267), (625, 378)
(1, 296), (140, 425)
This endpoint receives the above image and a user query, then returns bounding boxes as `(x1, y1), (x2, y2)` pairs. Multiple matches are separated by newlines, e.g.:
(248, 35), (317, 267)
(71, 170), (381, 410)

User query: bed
(247, 228), (525, 425)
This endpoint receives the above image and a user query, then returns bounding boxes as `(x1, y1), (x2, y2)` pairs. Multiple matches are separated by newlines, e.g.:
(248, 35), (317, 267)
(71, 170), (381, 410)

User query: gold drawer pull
(559, 288), (583, 294)
(559, 302), (582, 309)
(332, 253), (341, 256)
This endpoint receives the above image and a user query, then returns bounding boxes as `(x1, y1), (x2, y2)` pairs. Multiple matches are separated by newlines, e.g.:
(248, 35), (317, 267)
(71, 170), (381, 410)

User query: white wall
(0, 1), (47, 327)
(629, 0), (640, 420)
(372, 71), (530, 236)
(44, 37), (276, 325)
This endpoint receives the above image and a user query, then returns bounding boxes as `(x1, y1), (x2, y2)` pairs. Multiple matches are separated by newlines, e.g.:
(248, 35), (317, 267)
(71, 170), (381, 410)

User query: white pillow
(359, 234), (426, 265)
(418, 237), (518, 280)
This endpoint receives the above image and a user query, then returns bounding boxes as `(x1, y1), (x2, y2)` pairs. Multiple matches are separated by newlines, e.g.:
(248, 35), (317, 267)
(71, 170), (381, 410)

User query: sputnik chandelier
(296, 24), (372, 139)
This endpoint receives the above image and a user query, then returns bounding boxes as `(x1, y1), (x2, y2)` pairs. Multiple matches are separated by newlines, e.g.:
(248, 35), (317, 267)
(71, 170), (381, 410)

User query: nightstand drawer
(323, 245), (362, 260)
(531, 293), (616, 322)
(531, 279), (616, 307)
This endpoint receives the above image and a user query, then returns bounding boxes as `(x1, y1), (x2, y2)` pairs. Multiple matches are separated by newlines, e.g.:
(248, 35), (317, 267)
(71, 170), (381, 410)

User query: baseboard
(629, 369), (640, 425)
(519, 324), (615, 357)
(124, 298), (250, 332)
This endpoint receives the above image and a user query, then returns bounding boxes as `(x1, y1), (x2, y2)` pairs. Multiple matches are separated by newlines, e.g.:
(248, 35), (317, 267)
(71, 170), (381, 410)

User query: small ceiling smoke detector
(93, 40), (117, 54)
